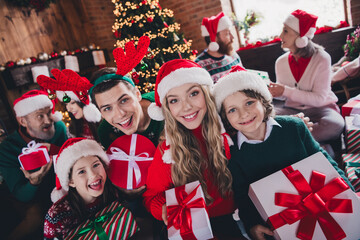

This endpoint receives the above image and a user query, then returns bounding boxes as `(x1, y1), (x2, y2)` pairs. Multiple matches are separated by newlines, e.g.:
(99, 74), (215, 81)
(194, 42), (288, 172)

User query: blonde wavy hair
(161, 85), (233, 202)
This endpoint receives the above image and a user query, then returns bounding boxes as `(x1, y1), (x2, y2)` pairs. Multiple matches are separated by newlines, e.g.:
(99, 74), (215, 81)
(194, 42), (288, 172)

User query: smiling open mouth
(240, 116), (256, 125)
(119, 116), (133, 128)
(89, 179), (102, 190)
(183, 112), (198, 121)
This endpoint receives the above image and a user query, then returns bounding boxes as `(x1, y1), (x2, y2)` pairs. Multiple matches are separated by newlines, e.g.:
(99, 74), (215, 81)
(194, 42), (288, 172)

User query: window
(232, 0), (346, 44)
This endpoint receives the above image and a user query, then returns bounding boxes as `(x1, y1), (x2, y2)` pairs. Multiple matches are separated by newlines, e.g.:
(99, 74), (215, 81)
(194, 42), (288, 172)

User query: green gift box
(65, 201), (139, 240)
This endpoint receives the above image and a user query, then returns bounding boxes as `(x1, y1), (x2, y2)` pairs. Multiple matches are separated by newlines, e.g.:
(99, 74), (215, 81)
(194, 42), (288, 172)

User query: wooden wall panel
(0, 0), (95, 64)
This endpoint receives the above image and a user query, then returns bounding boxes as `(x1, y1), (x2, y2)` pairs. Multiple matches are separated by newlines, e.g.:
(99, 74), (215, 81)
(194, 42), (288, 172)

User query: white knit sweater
(275, 49), (338, 110)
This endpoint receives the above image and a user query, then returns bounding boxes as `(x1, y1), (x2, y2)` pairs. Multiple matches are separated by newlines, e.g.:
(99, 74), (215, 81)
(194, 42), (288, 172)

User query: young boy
(212, 68), (354, 240)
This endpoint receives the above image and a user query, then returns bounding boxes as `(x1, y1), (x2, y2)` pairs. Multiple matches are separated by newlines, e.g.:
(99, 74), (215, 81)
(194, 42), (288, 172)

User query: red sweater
(143, 127), (235, 220)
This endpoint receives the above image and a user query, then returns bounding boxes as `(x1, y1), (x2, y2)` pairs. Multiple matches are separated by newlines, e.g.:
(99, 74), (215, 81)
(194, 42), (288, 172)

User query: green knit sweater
(228, 116), (353, 231)
(0, 121), (67, 202)
(97, 91), (164, 149)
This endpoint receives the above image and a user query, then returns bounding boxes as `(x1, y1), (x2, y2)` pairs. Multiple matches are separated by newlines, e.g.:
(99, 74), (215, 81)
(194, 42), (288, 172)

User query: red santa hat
(51, 137), (109, 203)
(283, 9), (318, 48)
(201, 12), (233, 52)
(148, 59), (233, 163)
(213, 66), (272, 112)
(148, 59), (213, 121)
(13, 89), (62, 121)
(37, 69), (102, 123)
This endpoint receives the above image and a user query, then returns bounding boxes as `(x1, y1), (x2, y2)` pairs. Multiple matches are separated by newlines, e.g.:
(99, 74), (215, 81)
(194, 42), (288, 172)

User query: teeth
(90, 180), (100, 186)
(120, 118), (130, 125)
(184, 112), (196, 119)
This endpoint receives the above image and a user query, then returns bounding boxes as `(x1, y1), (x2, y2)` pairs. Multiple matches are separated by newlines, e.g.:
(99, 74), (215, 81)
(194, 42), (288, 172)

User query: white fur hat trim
(14, 95), (53, 117)
(157, 67), (213, 104)
(213, 71), (272, 112)
(55, 139), (109, 192)
(201, 15), (233, 36)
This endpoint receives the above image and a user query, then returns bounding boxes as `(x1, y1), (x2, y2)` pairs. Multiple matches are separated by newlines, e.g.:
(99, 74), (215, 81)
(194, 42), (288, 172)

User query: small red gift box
(18, 140), (50, 171)
(165, 180), (213, 240)
(249, 152), (360, 240)
(106, 134), (155, 189)
(342, 100), (360, 118)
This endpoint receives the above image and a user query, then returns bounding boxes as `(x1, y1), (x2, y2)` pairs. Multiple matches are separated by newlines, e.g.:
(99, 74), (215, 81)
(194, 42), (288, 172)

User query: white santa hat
(13, 89), (62, 121)
(51, 137), (109, 203)
(213, 65), (272, 112)
(148, 59), (233, 163)
(201, 12), (233, 52)
(283, 9), (318, 48)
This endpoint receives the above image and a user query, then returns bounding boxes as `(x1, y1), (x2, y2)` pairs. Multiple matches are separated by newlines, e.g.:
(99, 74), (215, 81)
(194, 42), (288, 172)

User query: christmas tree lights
(112, 0), (195, 93)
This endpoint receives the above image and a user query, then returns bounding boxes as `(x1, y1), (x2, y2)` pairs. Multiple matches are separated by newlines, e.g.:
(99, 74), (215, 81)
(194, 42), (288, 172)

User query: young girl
(37, 69), (102, 141)
(143, 59), (246, 239)
(44, 138), (137, 239)
(269, 9), (344, 144)
(212, 68), (354, 240)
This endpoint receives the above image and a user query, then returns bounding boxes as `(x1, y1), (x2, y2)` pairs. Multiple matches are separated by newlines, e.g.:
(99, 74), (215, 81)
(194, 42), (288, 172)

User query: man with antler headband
(89, 35), (165, 238)
(89, 36), (164, 151)
(0, 90), (67, 239)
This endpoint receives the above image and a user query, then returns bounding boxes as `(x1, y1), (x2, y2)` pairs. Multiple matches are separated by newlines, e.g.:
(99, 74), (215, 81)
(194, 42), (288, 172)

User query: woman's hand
(162, 204), (168, 225)
(292, 112), (314, 132)
(268, 82), (285, 97)
(249, 224), (274, 240)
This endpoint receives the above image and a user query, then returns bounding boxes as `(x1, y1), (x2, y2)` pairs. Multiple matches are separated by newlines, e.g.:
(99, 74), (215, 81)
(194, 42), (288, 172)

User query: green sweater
(97, 91), (164, 149)
(0, 121), (67, 202)
(228, 116), (353, 231)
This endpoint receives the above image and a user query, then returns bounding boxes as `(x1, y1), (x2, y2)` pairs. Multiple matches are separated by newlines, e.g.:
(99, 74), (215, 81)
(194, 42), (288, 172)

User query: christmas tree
(112, 0), (196, 93)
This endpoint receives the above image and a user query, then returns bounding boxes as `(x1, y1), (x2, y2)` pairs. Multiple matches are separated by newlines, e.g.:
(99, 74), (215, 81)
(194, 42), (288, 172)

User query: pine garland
(5, 0), (56, 11)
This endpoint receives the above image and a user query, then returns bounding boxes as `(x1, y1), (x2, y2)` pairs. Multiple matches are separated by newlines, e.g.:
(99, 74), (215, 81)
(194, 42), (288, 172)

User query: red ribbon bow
(268, 166), (353, 240)
(167, 184), (207, 240)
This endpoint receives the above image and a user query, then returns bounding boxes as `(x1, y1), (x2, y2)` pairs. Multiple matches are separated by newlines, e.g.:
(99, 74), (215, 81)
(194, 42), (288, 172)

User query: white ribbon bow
(22, 140), (44, 154)
(107, 134), (153, 189)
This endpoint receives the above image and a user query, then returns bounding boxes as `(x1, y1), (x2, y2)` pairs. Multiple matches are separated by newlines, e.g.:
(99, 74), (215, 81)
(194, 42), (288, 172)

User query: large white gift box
(165, 180), (213, 240)
(249, 152), (360, 240)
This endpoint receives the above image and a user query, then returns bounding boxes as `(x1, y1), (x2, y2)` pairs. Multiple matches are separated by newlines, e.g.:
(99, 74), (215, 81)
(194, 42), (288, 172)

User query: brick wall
(160, 0), (238, 53)
(82, 0), (116, 66)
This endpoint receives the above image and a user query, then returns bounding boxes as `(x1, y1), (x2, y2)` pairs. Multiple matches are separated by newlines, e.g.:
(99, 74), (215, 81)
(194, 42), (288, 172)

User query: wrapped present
(344, 116), (360, 154)
(342, 153), (360, 192)
(106, 134), (155, 189)
(342, 100), (360, 117)
(65, 201), (139, 240)
(247, 69), (271, 85)
(18, 140), (50, 171)
(249, 152), (360, 240)
(165, 180), (213, 240)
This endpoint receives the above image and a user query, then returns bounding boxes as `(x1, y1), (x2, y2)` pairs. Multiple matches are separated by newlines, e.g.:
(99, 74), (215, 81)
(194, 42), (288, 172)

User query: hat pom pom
(83, 103), (102, 123)
(52, 111), (63, 122)
(148, 102), (164, 121)
(208, 42), (219, 52)
(295, 36), (308, 48)
(51, 187), (67, 203)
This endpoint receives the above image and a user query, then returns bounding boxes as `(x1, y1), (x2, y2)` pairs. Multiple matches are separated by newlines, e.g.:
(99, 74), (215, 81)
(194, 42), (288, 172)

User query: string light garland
(112, 0), (197, 93)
